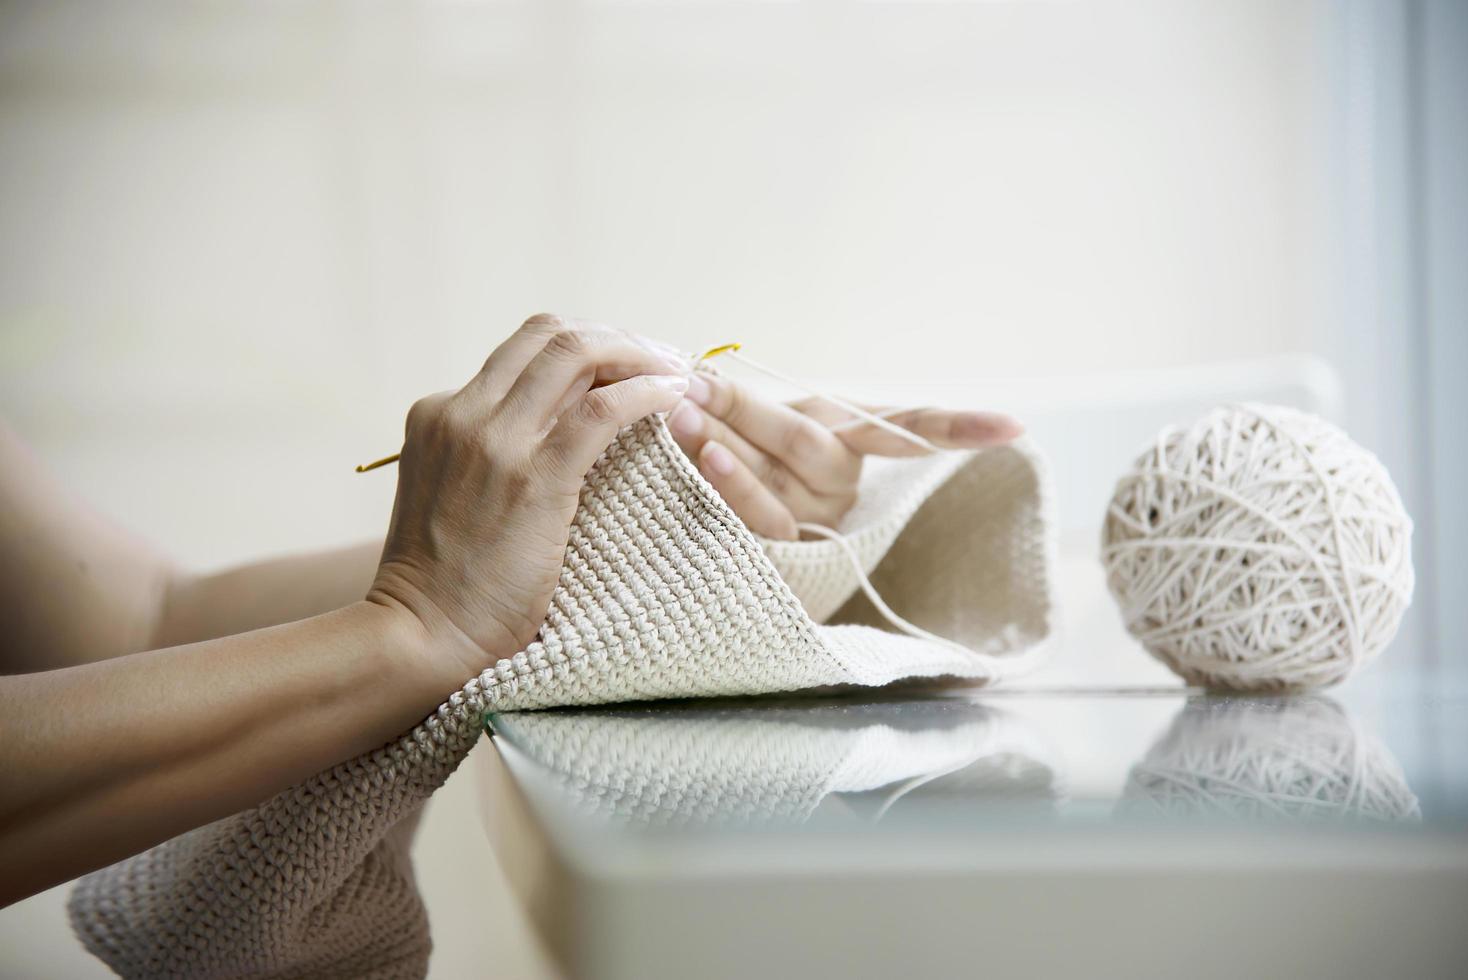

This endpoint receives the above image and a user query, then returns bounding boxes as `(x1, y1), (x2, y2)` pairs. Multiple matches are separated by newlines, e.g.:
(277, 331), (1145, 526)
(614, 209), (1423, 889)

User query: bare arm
(0, 315), (691, 906)
(0, 422), (386, 669)
(156, 541), (383, 647)
(0, 430), (414, 902)
(0, 602), (428, 905)
(0, 424), (175, 671)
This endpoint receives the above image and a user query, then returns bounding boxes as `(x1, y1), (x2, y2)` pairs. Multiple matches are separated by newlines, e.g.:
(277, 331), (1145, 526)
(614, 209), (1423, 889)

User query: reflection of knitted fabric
(69, 415), (1054, 979)
(493, 701), (1047, 829)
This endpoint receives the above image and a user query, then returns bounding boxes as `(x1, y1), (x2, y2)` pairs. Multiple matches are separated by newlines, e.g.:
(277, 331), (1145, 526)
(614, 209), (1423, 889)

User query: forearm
(0, 599), (442, 907)
(0, 426), (175, 672)
(158, 540), (384, 647)
(3, 418), (387, 672)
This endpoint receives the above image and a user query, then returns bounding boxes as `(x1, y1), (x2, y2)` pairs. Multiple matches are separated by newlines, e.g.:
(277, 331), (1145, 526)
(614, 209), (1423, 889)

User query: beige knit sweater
(68, 415), (1054, 979)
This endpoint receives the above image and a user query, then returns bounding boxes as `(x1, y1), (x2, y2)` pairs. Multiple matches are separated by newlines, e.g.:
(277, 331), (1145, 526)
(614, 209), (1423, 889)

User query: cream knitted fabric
(69, 415), (1054, 979)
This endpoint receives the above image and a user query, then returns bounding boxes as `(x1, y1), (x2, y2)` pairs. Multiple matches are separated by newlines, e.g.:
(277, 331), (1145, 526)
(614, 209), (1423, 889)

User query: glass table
(478, 680), (1466, 980)
(474, 548), (1468, 980)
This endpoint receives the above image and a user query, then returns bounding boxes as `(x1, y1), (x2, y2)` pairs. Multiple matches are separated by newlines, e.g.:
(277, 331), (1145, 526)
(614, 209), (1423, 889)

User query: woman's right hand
(367, 314), (690, 692)
(0, 314), (689, 905)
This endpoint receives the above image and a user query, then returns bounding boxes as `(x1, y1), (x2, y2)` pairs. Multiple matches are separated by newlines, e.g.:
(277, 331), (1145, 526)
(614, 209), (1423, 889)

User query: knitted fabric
(68, 415), (1054, 979)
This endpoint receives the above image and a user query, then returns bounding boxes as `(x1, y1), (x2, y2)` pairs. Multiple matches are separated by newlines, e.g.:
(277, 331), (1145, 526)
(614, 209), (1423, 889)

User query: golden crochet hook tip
(697, 342), (741, 362)
(355, 341), (743, 473)
(355, 452), (401, 474)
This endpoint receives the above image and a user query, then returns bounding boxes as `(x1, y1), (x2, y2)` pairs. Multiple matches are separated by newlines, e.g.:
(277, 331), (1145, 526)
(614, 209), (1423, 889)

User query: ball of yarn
(1119, 697), (1419, 824)
(1102, 404), (1413, 691)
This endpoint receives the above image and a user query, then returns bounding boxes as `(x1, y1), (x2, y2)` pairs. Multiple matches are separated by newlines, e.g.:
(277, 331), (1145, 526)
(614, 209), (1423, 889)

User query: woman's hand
(368, 315), (689, 688)
(0, 317), (692, 904)
(667, 372), (1022, 540)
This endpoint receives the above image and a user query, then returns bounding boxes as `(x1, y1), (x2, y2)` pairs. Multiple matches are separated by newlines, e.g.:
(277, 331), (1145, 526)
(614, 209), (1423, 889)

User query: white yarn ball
(1102, 404), (1413, 692)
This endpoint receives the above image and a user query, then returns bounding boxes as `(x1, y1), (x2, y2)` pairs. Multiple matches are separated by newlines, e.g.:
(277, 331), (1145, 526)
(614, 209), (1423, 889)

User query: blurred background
(0, 0), (1463, 974)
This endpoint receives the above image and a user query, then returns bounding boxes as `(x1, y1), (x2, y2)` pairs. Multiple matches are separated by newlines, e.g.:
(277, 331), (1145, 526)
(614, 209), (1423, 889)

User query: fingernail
(957, 411), (1024, 444)
(702, 441), (736, 476)
(670, 401), (703, 436)
(985, 412), (1025, 440)
(651, 374), (689, 394)
(687, 372), (711, 406)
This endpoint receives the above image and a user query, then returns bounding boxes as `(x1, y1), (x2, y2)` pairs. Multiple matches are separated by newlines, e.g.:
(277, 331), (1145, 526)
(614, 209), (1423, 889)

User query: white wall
(0, 0), (1330, 568)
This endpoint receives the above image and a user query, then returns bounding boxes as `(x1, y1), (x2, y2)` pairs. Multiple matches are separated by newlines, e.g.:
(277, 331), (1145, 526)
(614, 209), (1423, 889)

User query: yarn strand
(722, 350), (941, 455)
(796, 520), (1045, 680)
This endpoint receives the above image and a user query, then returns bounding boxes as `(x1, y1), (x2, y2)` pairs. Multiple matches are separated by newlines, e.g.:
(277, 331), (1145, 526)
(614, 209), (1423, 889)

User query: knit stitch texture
(69, 415), (1054, 979)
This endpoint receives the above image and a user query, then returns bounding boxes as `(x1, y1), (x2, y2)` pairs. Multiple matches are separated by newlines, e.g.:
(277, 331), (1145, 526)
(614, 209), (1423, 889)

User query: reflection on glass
(490, 700), (1058, 828)
(1119, 696), (1421, 824)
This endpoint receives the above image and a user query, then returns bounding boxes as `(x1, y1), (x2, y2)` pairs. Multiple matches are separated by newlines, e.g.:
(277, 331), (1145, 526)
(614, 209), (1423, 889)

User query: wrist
(360, 582), (512, 693)
(352, 597), (432, 662)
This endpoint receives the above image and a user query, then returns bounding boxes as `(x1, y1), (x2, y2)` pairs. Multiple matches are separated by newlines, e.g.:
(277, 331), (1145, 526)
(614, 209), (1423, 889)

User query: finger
(788, 395), (864, 427)
(544, 374), (689, 482)
(469, 314), (686, 405)
(687, 372), (855, 491)
(469, 314), (592, 401)
(696, 440), (799, 541)
(667, 399), (763, 470)
(829, 407), (1026, 457)
(667, 400), (830, 520)
(495, 328), (689, 428)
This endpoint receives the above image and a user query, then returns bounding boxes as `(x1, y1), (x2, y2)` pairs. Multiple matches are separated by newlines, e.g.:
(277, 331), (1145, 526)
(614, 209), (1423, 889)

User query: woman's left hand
(667, 372), (1023, 540)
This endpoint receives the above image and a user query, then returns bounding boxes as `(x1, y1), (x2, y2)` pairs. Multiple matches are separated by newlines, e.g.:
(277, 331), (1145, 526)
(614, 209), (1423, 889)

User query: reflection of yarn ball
(1120, 697), (1419, 823)
(1102, 404), (1413, 692)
